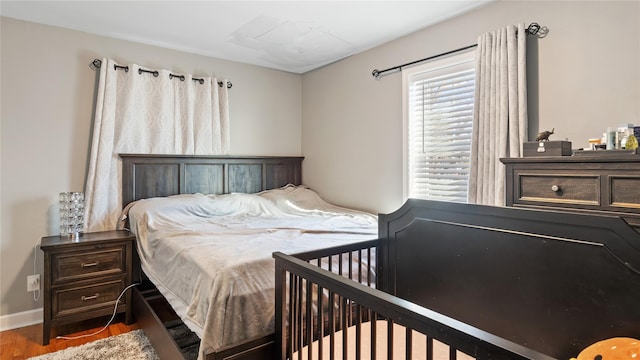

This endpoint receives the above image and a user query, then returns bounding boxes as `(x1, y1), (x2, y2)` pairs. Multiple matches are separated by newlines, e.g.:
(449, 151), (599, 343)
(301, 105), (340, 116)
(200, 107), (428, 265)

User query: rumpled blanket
(125, 185), (378, 359)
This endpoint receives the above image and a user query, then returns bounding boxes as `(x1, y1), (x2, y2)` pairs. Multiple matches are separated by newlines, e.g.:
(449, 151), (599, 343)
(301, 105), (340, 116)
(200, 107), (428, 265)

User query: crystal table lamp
(59, 192), (84, 239)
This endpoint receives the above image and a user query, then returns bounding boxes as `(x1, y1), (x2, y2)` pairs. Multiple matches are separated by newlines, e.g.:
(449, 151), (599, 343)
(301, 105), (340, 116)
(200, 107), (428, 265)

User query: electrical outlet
(27, 274), (40, 292)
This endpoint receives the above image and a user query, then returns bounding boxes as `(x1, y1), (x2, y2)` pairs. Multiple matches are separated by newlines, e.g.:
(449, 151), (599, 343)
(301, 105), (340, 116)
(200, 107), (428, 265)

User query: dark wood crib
(274, 199), (640, 360)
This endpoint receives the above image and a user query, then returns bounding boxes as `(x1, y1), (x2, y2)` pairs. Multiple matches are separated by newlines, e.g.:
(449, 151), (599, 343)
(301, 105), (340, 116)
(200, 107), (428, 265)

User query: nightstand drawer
(53, 280), (124, 318)
(517, 174), (600, 206)
(52, 246), (125, 284)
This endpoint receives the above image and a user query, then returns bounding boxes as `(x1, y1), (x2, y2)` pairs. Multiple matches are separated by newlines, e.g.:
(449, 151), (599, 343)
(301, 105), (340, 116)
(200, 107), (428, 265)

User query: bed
(119, 154), (378, 360)
(274, 198), (640, 360)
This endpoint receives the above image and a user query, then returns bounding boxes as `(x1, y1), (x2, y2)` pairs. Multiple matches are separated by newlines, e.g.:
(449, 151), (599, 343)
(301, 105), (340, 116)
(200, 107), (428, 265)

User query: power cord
(55, 282), (140, 340)
(33, 238), (41, 302)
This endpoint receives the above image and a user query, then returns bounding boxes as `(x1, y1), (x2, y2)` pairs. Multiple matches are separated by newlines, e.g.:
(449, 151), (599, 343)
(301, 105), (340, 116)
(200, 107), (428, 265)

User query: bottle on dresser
(617, 123), (638, 150)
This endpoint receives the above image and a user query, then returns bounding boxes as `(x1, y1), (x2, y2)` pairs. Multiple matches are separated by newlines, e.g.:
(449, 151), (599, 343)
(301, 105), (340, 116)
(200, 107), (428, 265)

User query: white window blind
(403, 51), (475, 202)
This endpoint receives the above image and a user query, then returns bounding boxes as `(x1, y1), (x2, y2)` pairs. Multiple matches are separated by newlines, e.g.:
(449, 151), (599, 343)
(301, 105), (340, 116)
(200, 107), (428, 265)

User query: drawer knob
(551, 185), (560, 192)
(81, 293), (99, 301)
(81, 261), (99, 268)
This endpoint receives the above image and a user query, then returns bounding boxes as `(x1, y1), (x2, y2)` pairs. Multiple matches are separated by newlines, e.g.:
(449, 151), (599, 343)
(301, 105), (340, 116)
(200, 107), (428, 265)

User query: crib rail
(292, 239), (378, 289)
(274, 246), (553, 360)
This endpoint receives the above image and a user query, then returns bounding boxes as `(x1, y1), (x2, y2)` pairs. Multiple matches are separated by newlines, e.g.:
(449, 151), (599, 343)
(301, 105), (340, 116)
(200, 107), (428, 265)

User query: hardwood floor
(0, 315), (140, 360)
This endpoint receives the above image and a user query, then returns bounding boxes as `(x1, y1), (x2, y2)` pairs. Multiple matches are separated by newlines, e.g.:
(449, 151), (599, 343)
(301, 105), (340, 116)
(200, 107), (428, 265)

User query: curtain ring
(138, 68), (159, 77)
(114, 65), (129, 72)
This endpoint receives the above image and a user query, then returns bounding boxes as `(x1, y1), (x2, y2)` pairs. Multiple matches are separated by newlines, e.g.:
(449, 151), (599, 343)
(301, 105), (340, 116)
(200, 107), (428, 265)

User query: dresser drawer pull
(551, 185), (560, 192)
(81, 294), (100, 301)
(81, 261), (100, 268)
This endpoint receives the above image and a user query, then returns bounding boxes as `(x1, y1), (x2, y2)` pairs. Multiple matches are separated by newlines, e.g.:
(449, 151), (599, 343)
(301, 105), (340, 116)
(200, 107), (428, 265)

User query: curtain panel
(469, 24), (528, 206)
(84, 58), (230, 231)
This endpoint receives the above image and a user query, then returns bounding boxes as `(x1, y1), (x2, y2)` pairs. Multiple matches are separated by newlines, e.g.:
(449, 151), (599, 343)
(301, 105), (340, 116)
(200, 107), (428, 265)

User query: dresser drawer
(517, 173), (600, 206)
(52, 279), (124, 319)
(502, 157), (640, 233)
(610, 175), (640, 210)
(52, 246), (126, 284)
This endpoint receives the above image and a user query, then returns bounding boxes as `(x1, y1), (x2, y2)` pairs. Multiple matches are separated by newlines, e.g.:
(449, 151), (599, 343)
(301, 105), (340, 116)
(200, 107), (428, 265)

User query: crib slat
(387, 319), (394, 360)
(367, 248), (372, 287)
(355, 304), (362, 360)
(348, 252), (353, 283)
(329, 290), (335, 360)
(450, 345), (457, 360)
(406, 327), (413, 360)
(371, 312), (377, 360)
(288, 273), (295, 359)
(357, 249), (362, 284)
(297, 277), (303, 360)
(341, 296), (348, 360)
(293, 275), (298, 360)
(306, 280), (313, 360)
(317, 285), (324, 360)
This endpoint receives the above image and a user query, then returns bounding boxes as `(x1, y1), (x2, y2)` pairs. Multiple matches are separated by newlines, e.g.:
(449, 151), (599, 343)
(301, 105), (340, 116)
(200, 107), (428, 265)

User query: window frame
(401, 49), (476, 202)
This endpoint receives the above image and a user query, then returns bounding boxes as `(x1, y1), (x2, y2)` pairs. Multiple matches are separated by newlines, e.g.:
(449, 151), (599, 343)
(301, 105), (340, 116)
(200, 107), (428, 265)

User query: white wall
(0, 17), (302, 319)
(301, 0), (640, 215)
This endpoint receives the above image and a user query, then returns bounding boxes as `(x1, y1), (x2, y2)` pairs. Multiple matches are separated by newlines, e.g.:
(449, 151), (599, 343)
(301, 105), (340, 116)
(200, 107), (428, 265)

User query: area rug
(27, 330), (159, 360)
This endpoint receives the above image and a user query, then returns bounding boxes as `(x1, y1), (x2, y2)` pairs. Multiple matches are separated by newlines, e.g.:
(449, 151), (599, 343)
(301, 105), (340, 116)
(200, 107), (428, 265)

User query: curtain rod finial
(526, 22), (549, 38)
(90, 59), (102, 70)
(371, 69), (380, 79)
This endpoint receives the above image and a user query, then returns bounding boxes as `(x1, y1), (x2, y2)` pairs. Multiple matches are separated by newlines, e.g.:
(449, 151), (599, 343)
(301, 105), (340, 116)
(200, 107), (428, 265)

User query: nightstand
(40, 230), (135, 345)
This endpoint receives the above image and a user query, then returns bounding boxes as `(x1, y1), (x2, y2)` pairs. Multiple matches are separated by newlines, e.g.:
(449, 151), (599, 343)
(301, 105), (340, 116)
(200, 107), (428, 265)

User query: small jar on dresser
(40, 230), (135, 345)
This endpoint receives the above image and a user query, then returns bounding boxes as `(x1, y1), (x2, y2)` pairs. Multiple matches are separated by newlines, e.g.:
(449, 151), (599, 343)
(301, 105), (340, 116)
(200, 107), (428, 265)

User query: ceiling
(0, 1), (491, 74)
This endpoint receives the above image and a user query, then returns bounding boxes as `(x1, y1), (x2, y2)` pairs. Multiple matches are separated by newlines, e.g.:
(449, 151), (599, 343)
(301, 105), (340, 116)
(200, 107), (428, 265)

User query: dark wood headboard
(378, 199), (640, 359)
(120, 154), (303, 207)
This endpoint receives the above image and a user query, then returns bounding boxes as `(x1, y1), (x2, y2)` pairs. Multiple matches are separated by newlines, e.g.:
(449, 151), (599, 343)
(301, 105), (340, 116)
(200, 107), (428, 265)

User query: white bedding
(125, 185), (378, 359)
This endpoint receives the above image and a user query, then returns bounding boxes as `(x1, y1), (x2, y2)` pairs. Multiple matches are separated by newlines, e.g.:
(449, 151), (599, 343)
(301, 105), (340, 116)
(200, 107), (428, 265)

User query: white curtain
(469, 24), (528, 206)
(84, 58), (230, 231)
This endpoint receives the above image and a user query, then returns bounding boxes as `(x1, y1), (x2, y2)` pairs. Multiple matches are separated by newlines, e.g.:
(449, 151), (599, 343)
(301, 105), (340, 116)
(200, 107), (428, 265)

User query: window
(402, 50), (475, 202)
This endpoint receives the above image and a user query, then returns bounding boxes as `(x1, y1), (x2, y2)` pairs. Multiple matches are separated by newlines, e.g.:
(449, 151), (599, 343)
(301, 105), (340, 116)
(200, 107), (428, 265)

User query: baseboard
(0, 308), (42, 331)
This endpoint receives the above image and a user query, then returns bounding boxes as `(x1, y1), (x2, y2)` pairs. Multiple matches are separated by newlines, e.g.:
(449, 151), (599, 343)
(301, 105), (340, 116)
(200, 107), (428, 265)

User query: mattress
(124, 185), (378, 360)
(293, 320), (475, 360)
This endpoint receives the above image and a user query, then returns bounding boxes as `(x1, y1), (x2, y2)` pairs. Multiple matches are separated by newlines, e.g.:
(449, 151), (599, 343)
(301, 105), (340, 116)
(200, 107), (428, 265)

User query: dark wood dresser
(40, 230), (135, 345)
(500, 155), (640, 231)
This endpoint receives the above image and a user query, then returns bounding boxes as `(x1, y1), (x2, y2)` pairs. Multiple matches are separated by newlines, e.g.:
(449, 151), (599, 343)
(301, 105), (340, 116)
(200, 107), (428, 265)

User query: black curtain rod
(371, 22), (547, 79)
(372, 44), (477, 79)
(90, 59), (232, 88)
